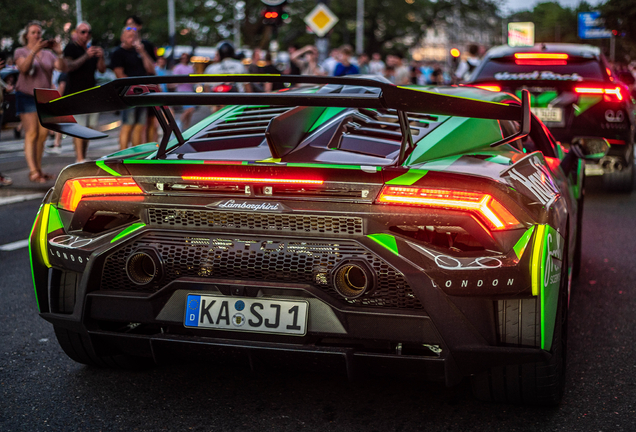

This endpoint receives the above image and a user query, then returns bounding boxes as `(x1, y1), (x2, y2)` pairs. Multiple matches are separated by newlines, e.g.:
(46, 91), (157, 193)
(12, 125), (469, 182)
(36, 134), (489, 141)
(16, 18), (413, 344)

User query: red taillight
(181, 176), (324, 185)
(376, 186), (520, 230)
(515, 53), (569, 60)
(59, 177), (144, 212)
(515, 59), (567, 66)
(213, 84), (233, 93)
(514, 53), (568, 66)
(575, 85), (624, 101)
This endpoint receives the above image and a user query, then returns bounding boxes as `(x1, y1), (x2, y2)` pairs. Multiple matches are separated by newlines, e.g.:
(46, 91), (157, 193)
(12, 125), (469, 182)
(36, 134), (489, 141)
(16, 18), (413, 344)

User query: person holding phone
(14, 21), (66, 183)
(63, 22), (106, 162)
(110, 25), (155, 149)
(124, 15), (158, 143)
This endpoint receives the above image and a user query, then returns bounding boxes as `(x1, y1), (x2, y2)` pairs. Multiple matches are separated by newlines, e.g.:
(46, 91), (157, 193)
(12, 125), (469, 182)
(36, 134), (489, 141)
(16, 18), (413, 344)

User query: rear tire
(603, 162), (634, 192)
(54, 326), (154, 369)
(471, 244), (569, 405)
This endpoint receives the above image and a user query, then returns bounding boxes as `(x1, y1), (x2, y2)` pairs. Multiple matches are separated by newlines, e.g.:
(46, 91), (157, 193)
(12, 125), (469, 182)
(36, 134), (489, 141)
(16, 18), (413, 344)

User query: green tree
(280, 0), (502, 56)
(507, 1), (597, 44)
(1, 1), (75, 49)
(2, 0), (504, 58)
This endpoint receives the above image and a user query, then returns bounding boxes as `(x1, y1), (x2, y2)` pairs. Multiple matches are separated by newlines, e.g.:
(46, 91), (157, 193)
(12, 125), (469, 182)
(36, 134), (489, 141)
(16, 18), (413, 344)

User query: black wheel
(471, 244), (569, 405)
(603, 162), (634, 192)
(53, 326), (154, 369)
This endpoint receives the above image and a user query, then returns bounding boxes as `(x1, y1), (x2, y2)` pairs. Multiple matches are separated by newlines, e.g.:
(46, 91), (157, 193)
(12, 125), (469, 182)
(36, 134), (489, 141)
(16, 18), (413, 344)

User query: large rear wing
(35, 75), (530, 162)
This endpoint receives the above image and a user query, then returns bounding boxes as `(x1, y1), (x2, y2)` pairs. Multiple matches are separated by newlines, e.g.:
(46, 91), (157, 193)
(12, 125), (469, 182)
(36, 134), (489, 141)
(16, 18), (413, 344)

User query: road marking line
(0, 193), (44, 206)
(0, 239), (29, 251)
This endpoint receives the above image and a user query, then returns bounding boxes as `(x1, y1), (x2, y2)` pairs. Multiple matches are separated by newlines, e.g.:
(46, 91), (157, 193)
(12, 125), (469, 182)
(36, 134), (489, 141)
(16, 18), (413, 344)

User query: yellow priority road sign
(304, 4), (339, 38)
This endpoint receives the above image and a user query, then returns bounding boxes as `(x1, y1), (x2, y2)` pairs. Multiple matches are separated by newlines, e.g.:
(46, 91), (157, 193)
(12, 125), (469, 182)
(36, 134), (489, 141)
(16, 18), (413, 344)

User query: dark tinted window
(476, 57), (605, 82)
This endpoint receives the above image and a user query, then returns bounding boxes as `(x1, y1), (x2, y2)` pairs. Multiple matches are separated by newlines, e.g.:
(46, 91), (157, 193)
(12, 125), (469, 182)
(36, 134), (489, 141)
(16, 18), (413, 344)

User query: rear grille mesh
(101, 233), (422, 309)
(148, 208), (364, 236)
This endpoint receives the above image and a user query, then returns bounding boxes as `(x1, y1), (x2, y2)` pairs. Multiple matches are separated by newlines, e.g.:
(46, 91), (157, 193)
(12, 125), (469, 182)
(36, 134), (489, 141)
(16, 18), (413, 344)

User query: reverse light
(376, 186), (520, 230)
(59, 177), (144, 212)
(575, 86), (624, 101)
(182, 176), (324, 185)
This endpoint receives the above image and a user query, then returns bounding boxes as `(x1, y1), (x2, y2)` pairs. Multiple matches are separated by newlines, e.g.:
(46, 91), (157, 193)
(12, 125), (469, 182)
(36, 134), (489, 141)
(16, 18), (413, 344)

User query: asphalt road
(1, 177), (635, 431)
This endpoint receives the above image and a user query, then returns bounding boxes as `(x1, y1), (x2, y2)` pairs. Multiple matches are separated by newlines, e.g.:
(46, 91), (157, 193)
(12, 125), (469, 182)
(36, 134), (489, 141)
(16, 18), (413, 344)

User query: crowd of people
(286, 44), (467, 86)
(0, 17), (475, 188)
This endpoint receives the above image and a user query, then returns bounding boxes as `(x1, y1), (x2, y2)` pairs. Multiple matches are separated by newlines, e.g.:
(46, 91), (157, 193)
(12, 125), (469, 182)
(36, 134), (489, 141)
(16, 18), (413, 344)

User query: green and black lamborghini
(29, 75), (607, 405)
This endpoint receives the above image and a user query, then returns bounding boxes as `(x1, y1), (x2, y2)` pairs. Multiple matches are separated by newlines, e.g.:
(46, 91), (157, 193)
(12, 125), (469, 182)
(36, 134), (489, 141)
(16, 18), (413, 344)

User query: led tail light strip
(59, 177), (144, 212)
(575, 86), (624, 101)
(513, 53), (568, 66)
(514, 53), (569, 60)
(376, 186), (520, 230)
(515, 59), (567, 66)
(182, 176), (324, 185)
(472, 85), (502, 92)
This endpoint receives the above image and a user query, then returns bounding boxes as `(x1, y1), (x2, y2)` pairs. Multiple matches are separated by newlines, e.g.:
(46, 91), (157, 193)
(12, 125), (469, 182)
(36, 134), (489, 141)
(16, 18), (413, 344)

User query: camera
(43, 40), (55, 49)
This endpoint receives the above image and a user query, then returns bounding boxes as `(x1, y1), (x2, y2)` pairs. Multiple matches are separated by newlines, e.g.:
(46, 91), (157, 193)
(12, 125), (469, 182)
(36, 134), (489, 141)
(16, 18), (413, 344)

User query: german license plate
(531, 107), (563, 123)
(184, 294), (308, 336)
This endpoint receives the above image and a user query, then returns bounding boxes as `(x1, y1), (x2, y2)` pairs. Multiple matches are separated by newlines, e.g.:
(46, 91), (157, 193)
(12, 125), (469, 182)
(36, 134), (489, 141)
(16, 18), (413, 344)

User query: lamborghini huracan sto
(29, 75), (608, 405)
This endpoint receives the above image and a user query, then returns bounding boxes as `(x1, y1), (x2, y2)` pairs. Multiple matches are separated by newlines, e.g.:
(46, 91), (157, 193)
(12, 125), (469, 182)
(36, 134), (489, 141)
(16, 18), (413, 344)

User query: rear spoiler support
(489, 89), (531, 148)
(396, 110), (415, 165)
(152, 105), (185, 159)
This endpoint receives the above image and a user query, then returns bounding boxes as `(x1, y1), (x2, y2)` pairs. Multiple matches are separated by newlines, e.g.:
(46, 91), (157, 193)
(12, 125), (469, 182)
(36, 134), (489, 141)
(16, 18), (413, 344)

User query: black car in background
(468, 43), (635, 191)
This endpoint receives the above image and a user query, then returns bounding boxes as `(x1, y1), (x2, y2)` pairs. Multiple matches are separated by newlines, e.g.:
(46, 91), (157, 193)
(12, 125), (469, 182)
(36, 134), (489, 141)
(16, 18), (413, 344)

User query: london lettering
(432, 278), (515, 288)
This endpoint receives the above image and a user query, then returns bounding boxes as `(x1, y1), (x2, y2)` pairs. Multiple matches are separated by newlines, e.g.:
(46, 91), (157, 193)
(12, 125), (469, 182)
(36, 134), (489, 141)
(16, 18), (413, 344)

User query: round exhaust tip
(126, 248), (163, 285)
(332, 261), (375, 299)
(613, 161), (624, 172)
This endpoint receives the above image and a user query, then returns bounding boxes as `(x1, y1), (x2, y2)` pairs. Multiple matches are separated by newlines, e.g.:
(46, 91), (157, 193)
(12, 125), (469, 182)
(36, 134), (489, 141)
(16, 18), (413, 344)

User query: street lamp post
(76, 0), (82, 23)
(168, 0), (175, 64)
(356, 0), (364, 55)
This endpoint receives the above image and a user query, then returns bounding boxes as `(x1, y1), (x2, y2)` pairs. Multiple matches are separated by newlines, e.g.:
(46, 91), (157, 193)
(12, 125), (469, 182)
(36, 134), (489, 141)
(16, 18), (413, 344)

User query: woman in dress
(14, 21), (66, 183)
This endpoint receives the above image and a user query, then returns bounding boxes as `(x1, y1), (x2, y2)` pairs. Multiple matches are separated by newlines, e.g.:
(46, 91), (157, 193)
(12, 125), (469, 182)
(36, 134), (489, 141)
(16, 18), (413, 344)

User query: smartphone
(44, 40), (55, 49)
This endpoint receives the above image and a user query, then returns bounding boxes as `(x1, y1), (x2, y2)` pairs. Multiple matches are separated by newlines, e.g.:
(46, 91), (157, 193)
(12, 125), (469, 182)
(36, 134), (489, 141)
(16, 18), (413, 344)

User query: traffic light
(262, 5), (284, 26)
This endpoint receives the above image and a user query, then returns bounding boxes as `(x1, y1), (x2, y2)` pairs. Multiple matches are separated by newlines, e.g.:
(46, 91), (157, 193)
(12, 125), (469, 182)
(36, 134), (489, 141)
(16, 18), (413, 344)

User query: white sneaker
(47, 146), (62, 155)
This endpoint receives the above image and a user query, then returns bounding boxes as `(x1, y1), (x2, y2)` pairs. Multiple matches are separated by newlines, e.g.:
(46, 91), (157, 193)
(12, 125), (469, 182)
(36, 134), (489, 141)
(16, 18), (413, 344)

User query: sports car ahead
(29, 75), (606, 405)
(467, 43), (634, 191)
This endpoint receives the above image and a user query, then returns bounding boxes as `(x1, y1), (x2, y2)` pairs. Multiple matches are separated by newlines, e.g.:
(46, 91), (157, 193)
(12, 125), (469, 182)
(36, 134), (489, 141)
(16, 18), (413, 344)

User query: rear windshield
(475, 57), (605, 82)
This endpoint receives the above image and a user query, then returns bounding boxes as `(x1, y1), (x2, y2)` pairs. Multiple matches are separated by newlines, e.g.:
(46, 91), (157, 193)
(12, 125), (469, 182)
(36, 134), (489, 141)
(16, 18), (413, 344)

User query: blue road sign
(578, 12), (612, 39)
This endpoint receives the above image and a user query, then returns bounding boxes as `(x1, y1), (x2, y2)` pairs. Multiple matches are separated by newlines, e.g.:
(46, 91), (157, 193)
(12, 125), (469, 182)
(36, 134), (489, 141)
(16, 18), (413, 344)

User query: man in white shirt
(387, 53), (410, 85)
(204, 42), (251, 93)
(321, 48), (341, 76)
(455, 44), (481, 83)
(368, 52), (385, 76)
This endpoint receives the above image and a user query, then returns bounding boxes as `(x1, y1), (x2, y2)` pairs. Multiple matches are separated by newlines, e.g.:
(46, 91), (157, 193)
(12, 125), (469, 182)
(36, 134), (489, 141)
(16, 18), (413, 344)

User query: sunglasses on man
(79, 29), (92, 34)
(125, 27), (138, 32)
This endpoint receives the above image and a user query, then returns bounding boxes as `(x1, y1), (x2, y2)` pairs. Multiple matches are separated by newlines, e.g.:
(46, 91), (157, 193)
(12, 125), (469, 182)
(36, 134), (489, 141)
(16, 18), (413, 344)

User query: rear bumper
(39, 264), (549, 386)
(32, 197), (553, 385)
(41, 310), (551, 385)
